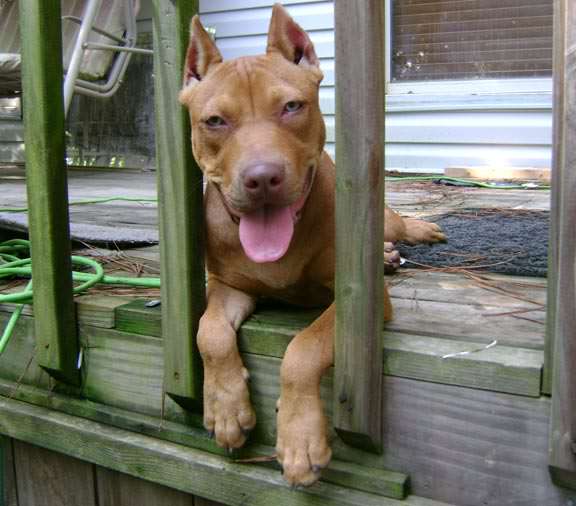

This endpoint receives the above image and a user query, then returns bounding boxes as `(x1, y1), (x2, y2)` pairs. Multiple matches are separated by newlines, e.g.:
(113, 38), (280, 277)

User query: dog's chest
(210, 254), (333, 306)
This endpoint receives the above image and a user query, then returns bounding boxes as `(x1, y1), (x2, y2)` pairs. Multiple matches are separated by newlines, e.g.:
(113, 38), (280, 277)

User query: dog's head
(179, 4), (325, 263)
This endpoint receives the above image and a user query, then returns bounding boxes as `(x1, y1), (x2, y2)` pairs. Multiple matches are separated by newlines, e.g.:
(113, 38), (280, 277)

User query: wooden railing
(18, 0), (387, 453)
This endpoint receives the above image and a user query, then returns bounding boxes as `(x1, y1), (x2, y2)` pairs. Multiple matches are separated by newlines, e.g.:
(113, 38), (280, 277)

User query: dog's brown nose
(242, 163), (285, 198)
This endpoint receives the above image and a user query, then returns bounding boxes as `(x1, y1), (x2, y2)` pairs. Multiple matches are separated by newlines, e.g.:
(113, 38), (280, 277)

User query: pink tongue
(239, 206), (294, 263)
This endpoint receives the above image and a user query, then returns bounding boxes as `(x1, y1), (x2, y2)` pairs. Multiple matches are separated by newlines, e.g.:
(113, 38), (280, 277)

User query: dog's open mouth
(237, 166), (315, 263)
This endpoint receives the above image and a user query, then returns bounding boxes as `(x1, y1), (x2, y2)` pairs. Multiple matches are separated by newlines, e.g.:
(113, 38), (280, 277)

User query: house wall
(2, 0), (552, 173)
(192, 0), (553, 173)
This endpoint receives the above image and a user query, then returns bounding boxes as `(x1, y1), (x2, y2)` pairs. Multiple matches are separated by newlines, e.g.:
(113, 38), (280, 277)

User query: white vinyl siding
(199, 0), (337, 158)
(198, 0), (552, 173)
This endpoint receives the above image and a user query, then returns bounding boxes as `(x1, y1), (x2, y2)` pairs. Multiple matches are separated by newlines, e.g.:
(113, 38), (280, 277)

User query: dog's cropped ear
(266, 3), (319, 69)
(183, 16), (223, 87)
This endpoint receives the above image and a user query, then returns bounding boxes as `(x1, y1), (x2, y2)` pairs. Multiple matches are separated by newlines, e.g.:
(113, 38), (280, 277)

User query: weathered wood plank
(152, 0), (205, 408)
(195, 499), (226, 506)
(389, 271), (546, 308)
(79, 326), (408, 499)
(0, 397), (447, 506)
(75, 295), (132, 329)
(0, 372), (565, 505)
(18, 0), (79, 384)
(544, 0), (564, 394)
(245, 356), (570, 505)
(549, 0), (576, 488)
(0, 335), (567, 506)
(333, 0), (385, 451)
(0, 165), (550, 237)
(0, 312), (49, 389)
(2, 437), (17, 506)
(373, 379), (570, 506)
(113, 271), (547, 350)
(0, 377), (408, 501)
(387, 298), (545, 350)
(241, 313), (543, 397)
(79, 324), (170, 419)
(383, 334), (543, 397)
(13, 440), (97, 506)
(115, 299), (162, 336)
(95, 302), (546, 398)
(96, 467), (194, 506)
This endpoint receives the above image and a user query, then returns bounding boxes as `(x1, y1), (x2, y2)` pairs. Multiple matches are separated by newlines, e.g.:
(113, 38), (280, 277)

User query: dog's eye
(205, 115), (227, 128)
(283, 101), (303, 114)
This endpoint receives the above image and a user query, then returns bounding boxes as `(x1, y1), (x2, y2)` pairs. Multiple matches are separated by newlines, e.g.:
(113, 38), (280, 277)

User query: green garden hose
(385, 175), (550, 190)
(0, 239), (161, 355)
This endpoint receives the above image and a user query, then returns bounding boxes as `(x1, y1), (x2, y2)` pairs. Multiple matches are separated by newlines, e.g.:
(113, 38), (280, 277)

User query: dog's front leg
(197, 278), (257, 450)
(276, 303), (334, 487)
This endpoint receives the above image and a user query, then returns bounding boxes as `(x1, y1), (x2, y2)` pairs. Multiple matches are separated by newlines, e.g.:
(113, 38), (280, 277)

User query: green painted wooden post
(19, 0), (79, 385)
(333, 0), (385, 452)
(549, 0), (576, 489)
(152, 0), (205, 408)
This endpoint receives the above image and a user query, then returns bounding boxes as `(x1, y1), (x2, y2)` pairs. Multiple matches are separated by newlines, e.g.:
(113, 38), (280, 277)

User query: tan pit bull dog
(179, 4), (445, 487)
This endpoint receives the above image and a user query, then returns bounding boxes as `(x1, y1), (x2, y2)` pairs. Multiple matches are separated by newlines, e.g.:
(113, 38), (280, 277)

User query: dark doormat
(398, 209), (549, 277)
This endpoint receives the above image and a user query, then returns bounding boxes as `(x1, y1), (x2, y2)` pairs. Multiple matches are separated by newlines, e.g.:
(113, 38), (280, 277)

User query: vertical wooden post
(543, 0), (567, 396)
(333, 0), (385, 452)
(19, 0), (79, 385)
(549, 0), (576, 489)
(152, 0), (205, 409)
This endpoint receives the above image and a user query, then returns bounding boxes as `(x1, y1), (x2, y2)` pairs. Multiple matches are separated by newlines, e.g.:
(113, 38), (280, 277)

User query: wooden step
(113, 298), (543, 397)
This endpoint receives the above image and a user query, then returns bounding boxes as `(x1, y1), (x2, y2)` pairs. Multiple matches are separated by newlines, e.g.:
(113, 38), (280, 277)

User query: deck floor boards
(0, 166), (550, 231)
(0, 165), (548, 368)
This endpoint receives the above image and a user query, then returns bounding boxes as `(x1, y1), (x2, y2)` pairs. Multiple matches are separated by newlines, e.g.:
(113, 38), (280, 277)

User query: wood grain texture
(96, 467), (194, 506)
(115, 299), (162, 337)
(240, 355), (570, 505)
(387, 298), (545, 350)
(0, 376), (408, 501)
(374, 379), (571, 506)
(152, 0), (205, 406)
(0, 312), (48, 389)
(2, 437), (18, 506)
(0, 322), (566, 504)
(75, 295), (132, 329)
(388, 271), (546, 309)
(195, 498), (227, 506)
(548, 0), (576, 488)
(333, 0), (385, 451)
(0, 373), (568, 506)
(544, 0), (565, 396)
(13, 440), (96, 506)
(18, 0), (79, 385)
(0, 298), (546, 410)
(0, 397), (446, 506)
(383, 333), (542, 397)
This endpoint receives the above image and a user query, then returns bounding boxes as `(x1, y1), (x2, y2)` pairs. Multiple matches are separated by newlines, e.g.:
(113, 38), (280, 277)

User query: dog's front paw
(276, 395), (331, 487)
(384, 242), (401, 273)
(404, 218), (446, 245)
(203, 364), (256, 450)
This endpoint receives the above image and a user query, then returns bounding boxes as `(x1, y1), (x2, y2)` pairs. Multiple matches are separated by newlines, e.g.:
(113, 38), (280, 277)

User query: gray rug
(398, 209), (549, 277)
(0, 213), (159, 246)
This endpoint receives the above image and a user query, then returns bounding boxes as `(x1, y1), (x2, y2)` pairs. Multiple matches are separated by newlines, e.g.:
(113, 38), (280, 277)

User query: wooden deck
(0, 165), (550, 237)
(0, 166), (561, 505)
(0, 270), (559, 506)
